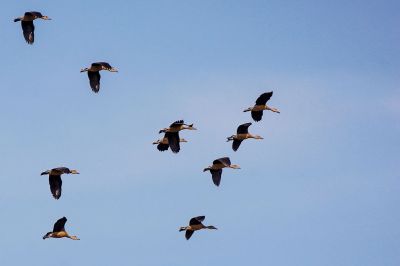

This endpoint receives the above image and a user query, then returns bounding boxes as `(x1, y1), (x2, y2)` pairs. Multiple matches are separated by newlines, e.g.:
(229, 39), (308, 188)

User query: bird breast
(252, 105), (266, 111)
(53, 231), (68, 238)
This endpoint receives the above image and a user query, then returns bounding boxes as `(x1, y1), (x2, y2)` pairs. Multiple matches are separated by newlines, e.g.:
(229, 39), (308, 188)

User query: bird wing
(170, 120), (184, 127)
(185, 230), (194, 240)
(53, 217), (67, 232)
(166, 132), (180, 153)
(190, 216), (205, 225)
(232, 139), (243, 151)
(210, 169), (223, 186)
(255, 92), (273, 105)
(214, 157), (231, 166)
(21, 21), (34, 44)
(29, 11), (44, 18)
(251, 110), (263, 122)
(237, 123), (252, 134)
(98, 62), (113, 70)
(157, 143), (169, 151)
(53, 167), (70, 174)
(49, 174), (62, 199)
(88, 71), (101, 93)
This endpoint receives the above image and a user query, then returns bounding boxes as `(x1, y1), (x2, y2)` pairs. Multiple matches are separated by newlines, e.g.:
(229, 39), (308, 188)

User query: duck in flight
(179, 216), (217, 240)
(203, 157), (240, 186)
(80, 62), (118, 93)
(244, 91), (280, 122)
(41, 167), (79, 199)
(159, 120), (197, 153)
(153, 133), (188, 152)
(43, 217), (80, 240)
(227, 122), (263, 151)
(14, 11), (51, 44)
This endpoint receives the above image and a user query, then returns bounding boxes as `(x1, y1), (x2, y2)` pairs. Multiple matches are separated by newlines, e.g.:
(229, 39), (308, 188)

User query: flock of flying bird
(15, 11), (280, 240)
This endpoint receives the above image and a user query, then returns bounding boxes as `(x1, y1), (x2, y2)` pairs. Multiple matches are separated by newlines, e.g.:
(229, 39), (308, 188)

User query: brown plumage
(244, 92), (280, 122)
(179, 216), (217, 240)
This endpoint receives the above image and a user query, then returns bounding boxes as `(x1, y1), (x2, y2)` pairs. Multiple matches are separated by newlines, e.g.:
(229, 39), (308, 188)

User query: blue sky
(1, 0), (399, 265)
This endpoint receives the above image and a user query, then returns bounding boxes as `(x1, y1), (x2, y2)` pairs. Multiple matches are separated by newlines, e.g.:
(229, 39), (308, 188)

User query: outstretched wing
(97, 62), (113, 70)
(232, 139), (243, 151)
(210, 169), (223, 186)
(170, 120), (184, 127)
(166, 132), (180, 153)
(157, 143), (169, 151)
(49, 174), (62, 199)
(21, 21), (34, 44)
(29, 11), (44, 18)
(88, 71), (101, 93)
(237, 123), (251, 134)
(53, 217), (67, 232)
(189, 216), (205, 225)
(255, 92), (273, 105)
(185, 230), (194, 240)
(214, 157), (231, 166)
(251, 110), (263, 122)
(53, 167), (71, 174)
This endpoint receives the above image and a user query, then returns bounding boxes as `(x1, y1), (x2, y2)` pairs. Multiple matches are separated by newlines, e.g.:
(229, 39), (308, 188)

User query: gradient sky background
(1, 0), (399, 265)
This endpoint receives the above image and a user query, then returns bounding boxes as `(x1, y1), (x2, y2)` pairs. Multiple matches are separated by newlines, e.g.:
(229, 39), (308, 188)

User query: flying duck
(159, 120), (197, 153)
(244, 92), (280, 122)
(14, 11), (51, 44)
(80, 62), (118, 93)
(227, 122), (263, 151)
(41, 167), (79, 199)
(179, 216), (217, 240)
(153, 133), (188, 152)
(43, 217), (80, 240)
(203, 157), (240, 186)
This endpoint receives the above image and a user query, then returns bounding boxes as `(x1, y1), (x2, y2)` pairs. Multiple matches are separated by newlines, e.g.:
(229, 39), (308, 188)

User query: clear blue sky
(1, 0), (399, 265)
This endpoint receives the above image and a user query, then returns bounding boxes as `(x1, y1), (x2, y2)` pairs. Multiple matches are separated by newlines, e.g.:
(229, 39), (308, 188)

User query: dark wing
(97, 62), (113, 70)
(190, 216), (205, 225)
(157, 143), (169, 151)
(237, 123), (252, 134)
(170, 120), (184, 127)
(214, 157), (231, 166)
(185, 230), (194, 240)
(53, 217), (67, 232)
(29, 11), (44, 18)
(53, 167), (70, 174)
(251, 110), (263, 122)
(210, 169), (223, 186)
(88, 71), (101, 93)
(255, 92), (273, 105)
(21, 21), (34, 44)
(166, 132), (180, 153)
(232, 139), (243, 151)
(49, 174), (62, 199)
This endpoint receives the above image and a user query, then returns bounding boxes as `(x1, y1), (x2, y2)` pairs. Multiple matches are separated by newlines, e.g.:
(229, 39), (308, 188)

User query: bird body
(179, 216), (217, 240)
(41, 167), (79, 199)
(244, 92), (280, 122)
(203, 157), (240, 186)
(14, 11), (51, 44)
(43, 217), (80, 240)
(81, 62), (118, 93)
(227, 123), (263, 151)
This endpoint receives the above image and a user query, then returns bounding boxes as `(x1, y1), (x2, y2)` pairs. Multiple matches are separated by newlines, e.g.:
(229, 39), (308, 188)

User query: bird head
(42, 232), (52, 239)
(203, 167), (211, 172)
(80, 68), (89, 73)
(40, 170), (50, 176)
(179, 227), (187, 232)
(159, 128), (168, 134)
(152, 140), (161, 145)
(226, 136), (234, 142)
(187, 124), (197, 130)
